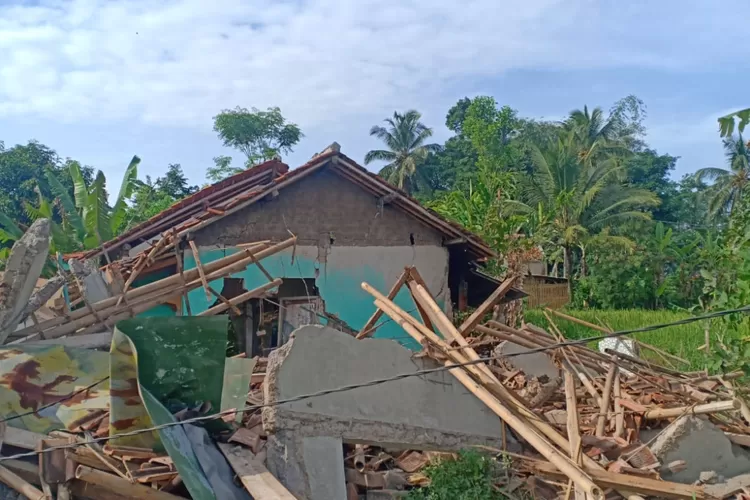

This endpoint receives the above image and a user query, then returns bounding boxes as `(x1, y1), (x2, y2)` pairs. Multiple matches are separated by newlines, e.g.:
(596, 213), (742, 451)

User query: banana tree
(0, 156), (140, 259)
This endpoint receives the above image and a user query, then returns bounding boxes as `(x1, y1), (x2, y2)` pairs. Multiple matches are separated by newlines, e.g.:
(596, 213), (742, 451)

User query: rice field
(524, 309), (718, 370)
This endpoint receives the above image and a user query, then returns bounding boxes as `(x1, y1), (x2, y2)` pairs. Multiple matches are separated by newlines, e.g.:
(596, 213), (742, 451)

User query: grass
(524, 309), (715, 370)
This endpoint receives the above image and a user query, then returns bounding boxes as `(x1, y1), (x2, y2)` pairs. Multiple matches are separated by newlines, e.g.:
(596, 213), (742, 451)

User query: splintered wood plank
(218, 443), (295, 499)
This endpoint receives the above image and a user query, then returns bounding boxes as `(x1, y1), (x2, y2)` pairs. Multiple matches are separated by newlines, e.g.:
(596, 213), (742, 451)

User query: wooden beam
(404, 267), (434, 331)
(4, 426), (44, 450)
(596, 361), (618, 437)
(218, 443), (296, 499)
(75, 465), (181, 499)
(0, 465), (45, 500)
(188, 240), (213, 302)
(356, 268), (409, 339)
(458, 275), (517, 336)
(198, 279), (282, 316)
(530, 461), (707, 499)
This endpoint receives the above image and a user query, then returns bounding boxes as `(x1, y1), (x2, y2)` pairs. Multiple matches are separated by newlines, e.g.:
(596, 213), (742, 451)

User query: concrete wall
(262, 326), (514, 499)
(191, 169), (444, 248)
(183, 245), (450, 346)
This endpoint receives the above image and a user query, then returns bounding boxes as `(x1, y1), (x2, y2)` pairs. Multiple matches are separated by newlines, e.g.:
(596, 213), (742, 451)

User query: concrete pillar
(0, 219), (50, 343)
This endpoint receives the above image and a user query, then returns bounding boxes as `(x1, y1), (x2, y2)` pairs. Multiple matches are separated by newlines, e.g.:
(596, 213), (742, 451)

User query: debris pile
(356, 268), (750, 500)
(1, 220), (750, 499)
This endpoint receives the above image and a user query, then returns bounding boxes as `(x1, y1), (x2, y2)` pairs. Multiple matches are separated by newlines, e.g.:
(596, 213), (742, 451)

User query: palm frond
(695, 167), (731, 183)
(364, 149), (398, 165)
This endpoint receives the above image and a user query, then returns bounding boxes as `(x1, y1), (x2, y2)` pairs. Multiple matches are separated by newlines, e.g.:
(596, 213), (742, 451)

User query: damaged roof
(84, 145), (496, 261)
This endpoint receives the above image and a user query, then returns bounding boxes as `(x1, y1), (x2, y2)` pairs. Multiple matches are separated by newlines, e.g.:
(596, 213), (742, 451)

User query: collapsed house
(58, 143), (522, 351)
(0, 145), (750, 499)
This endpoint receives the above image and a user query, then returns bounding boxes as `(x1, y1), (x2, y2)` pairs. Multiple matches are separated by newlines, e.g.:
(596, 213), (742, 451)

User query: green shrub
(407, 450), (504, 500)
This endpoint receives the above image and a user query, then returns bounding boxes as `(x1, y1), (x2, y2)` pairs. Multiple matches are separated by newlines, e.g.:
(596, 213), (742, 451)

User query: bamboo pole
(17, 239), (292, 339)
(198, 279), (282, 316)
(643, 400), (740, 420)
(476, 324), (603, 374)
(75, 465), (182, 499)
(11, 240), (275, 339)
(0, 465), (45, 500)
(368, 294), (603, 500)
(603, 349), (684, 378)
(490, 320), (609, 370)
(545, 308), (690, 367)
(596, 361), (618, 437)
(545, 308), (610, 333)
(208, 287), (244, 315)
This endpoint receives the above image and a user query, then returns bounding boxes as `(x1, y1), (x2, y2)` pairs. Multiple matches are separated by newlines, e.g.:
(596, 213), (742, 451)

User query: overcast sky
(0, 0), (747, 188)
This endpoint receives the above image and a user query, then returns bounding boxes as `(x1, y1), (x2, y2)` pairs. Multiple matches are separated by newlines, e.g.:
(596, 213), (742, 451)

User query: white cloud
(0, 0), (747, 134)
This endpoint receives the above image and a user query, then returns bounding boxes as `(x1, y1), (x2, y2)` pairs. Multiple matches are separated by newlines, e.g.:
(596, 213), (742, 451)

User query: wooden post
(596, 361), (618, 437)
(189, 240), (213, 302)
(564, 370), (581, 462)
(614, 376), (624, 439)
(458, 275), (517, 336)
(404, 267), (435, 331)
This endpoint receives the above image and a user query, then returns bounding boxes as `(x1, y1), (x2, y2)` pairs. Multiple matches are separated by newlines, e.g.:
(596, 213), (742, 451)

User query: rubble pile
(356, 269), (750, 500)
(0, 220), (749, 499)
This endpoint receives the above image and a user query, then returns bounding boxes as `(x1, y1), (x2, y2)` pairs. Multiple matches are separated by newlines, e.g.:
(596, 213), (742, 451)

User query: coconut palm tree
(516, 130), (659, 296)
(695, 134), (750, 218)
(364, 110), (441, 194)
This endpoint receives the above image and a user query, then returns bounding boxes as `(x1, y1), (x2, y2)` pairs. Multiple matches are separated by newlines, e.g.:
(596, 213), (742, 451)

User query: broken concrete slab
(263, 325), (516, 499)
(69, 258), (112, 304)
(650, 416), (750, 484)
(0, 219), (50, 343)
(496, 341), (560, 379)
(20, 274), (64, 324)
(303, 437), (348, 500)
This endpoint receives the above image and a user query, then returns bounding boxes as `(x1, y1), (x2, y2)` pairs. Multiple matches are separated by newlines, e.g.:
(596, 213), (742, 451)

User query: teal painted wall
(183, 247), (449, 350)
(134, 268), (178, 318)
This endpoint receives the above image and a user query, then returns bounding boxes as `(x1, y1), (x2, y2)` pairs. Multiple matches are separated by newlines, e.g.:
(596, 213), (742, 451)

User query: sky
(0, 0), (747, 189)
